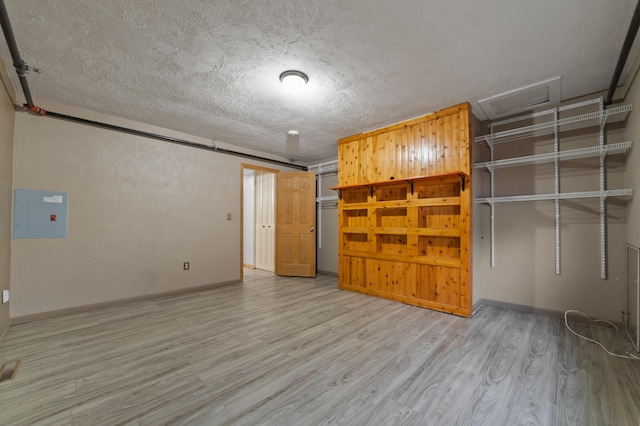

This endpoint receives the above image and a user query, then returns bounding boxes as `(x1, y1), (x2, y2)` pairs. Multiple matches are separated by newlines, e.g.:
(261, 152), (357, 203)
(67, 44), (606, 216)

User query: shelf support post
(317, 171), (322, 249)
(554, 108), (561, 275)
(599, 97), (607, 279)
(488, 125), (496, 268)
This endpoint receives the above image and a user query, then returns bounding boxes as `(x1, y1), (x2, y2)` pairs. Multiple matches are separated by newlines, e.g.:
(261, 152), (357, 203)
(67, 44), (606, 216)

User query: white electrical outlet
(2, 290), (9, 304)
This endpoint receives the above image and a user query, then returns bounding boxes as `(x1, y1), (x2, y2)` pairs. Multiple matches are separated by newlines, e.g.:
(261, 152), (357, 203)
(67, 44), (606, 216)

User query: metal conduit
(606, 0), (640, 105)
(42, 110), (307, 170)
(0, 0), (306, 170)
(0, 0), (34, 108)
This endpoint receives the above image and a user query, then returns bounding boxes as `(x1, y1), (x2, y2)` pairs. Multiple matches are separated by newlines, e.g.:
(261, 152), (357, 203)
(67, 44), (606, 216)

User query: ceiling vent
(477, 77), (562, 120)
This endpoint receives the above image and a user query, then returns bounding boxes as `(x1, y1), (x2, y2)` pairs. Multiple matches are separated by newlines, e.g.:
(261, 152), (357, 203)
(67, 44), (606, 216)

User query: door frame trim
(240, 164), (279, 282)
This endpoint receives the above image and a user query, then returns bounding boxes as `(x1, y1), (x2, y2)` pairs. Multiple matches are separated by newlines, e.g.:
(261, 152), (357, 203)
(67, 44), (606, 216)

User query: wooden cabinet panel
(334, 102), (472, 317)
(338, 103), (471, 186)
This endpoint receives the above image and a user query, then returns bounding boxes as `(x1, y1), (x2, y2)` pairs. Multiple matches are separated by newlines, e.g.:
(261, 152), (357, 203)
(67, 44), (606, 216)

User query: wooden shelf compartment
(414, 179), (462, 200)
(342, 197), (461, 209)
(341, 233), (369, 252)
(376, 234), (407, 255)
(341, 208), (368, 228)
(417, 235), (460, 259)
(330, 171), (469, 197)
(375, 185), (408, 202)
(375, 206), (408, 228)
(339, 187), (369, 204)
(418, 205), (460, 229)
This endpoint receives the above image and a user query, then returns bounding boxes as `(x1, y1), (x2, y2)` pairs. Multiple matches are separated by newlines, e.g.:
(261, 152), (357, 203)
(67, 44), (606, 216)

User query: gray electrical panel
(14, 189), (68, 239)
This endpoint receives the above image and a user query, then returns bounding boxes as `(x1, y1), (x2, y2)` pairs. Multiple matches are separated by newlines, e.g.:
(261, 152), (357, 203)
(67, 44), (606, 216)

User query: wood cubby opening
(376, 207), (408, 228)
(342, 208), (368, 228)
(418, 206), (460, 229)
(416, 181), (460, 199)
(343, 232), (369, 252)
(375, 185), (407, 201)
(376, 234), (407, 254)
(418, 236), (460, 259)
(342, 188), (369, 204)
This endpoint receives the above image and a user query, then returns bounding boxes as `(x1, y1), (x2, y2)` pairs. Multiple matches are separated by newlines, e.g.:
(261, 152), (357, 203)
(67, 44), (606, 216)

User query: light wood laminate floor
(1, 271), (639, 425)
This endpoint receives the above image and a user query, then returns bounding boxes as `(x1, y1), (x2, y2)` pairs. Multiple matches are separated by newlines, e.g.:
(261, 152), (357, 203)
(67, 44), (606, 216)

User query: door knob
(310, 226), (315, 232)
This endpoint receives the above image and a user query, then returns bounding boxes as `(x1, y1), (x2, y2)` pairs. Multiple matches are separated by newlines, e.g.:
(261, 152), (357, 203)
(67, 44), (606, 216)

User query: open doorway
(241, 164), (278, 281)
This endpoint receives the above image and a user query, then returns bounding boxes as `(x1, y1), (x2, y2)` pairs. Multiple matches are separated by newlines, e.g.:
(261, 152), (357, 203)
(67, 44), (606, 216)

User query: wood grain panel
(360, 136), (373, 184)
(337, 140), (358, 186)
(368, 260), (416, 298)
(416, 265), (461, 305)
(459, 170), (472, 313)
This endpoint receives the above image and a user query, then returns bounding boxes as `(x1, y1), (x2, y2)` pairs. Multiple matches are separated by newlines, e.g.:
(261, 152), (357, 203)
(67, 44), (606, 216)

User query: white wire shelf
(474, 141), (632, 170)
(476, 97), (633, 279)
(474, 104), (632, 146)
(475, 189), (633, 204)
(308, 160), (339, 175)
(317, 195), (339, 202)
(309, 159), (339, 249)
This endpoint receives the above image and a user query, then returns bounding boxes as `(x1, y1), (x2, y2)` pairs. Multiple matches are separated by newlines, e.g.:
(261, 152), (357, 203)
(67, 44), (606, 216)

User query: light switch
(227, 213), (232, 221)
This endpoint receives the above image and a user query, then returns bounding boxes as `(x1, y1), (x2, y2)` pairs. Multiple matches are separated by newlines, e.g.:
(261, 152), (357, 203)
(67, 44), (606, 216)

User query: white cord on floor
(564, 310), (640, 361)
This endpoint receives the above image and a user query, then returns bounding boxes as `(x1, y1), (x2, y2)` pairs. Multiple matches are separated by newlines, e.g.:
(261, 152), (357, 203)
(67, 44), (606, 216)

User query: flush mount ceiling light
(279, 70), (309, 89)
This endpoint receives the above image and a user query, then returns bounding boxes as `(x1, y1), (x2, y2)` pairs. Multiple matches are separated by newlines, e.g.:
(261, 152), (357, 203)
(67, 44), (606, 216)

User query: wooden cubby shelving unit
(332, 103), (472, 317)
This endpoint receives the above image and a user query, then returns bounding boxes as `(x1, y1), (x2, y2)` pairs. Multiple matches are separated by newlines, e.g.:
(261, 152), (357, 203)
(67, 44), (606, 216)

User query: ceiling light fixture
(279, 70), (309, 89)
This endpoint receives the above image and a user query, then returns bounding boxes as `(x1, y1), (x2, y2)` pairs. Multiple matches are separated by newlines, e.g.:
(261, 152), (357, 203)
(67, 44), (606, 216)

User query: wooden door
(275, 171), (316, 277)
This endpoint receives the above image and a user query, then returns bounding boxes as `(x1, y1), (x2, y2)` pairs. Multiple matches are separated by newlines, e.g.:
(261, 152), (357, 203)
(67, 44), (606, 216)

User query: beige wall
(10, 101), (299, 319)
(472, 96), (630, 321)
(0, 58), (15, 341)
(624, 55), (640, 249)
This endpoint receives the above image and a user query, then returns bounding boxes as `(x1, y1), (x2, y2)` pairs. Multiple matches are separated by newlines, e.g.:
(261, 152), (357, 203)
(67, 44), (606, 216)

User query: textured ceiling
(0, 0), (638, 163)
